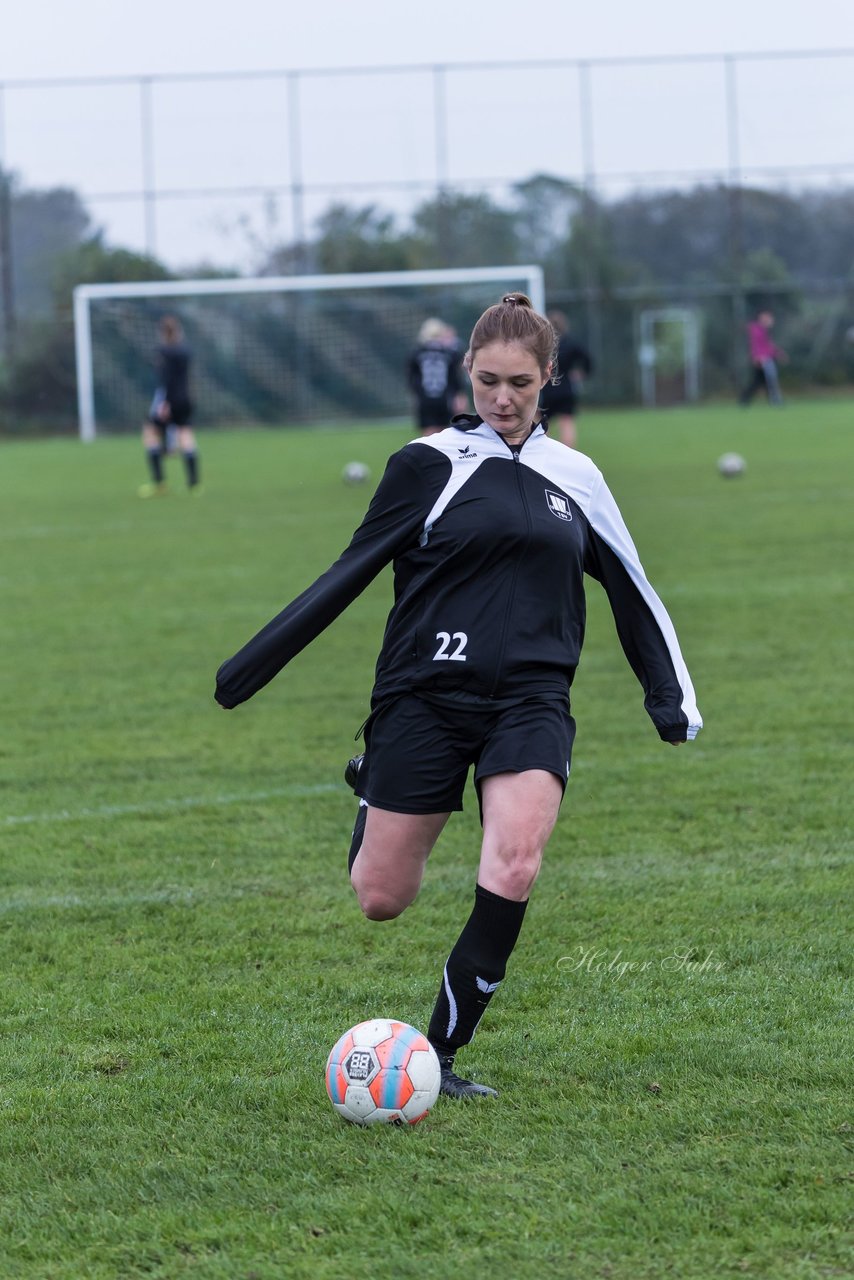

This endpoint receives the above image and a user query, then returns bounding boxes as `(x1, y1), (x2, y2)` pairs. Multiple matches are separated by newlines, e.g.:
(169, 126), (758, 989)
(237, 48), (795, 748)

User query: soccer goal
(73, 265), (545, 441)
(637, 307), (701, 408)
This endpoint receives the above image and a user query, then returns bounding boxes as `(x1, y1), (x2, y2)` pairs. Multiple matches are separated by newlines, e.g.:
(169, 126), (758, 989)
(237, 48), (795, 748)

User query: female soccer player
(139, 315), (201, 496)
(539, 310), (593, 448)
(407, 317), (466, 435)
(216, 294), (702, 1099)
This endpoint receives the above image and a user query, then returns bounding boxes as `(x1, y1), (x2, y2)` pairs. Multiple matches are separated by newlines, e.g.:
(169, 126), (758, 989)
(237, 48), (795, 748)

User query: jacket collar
(451, 413), (550, 444)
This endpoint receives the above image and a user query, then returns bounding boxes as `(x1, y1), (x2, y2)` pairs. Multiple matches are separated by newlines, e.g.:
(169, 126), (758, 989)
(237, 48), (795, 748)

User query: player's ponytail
(467, 293), (556, 375)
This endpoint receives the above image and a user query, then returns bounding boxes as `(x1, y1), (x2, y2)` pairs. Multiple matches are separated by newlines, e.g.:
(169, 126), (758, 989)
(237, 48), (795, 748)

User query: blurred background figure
(739, 309), (787, 407)
(408, 317), (466, 436)
(540, 311), (593, 448)
(139, 315), (201, 496)
(441, 323), (470, 418)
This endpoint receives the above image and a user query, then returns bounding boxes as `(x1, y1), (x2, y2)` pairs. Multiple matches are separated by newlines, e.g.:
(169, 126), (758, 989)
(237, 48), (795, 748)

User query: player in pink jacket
(739, 310), (786, 406)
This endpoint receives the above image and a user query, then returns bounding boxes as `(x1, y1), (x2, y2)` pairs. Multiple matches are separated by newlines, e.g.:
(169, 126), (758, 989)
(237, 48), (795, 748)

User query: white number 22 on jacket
(433, 631), (468, 661)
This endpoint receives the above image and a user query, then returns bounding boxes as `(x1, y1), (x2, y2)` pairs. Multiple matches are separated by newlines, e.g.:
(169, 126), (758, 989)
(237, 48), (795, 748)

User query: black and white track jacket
(216, 418), (702, 742)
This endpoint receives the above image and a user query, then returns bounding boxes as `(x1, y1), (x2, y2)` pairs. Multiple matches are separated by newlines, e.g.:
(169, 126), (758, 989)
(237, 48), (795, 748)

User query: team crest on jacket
(545, 489), (572, 520)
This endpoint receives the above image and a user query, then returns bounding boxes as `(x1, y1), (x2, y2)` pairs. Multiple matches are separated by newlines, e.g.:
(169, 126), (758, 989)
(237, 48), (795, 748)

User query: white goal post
(73, 265), (545, 441)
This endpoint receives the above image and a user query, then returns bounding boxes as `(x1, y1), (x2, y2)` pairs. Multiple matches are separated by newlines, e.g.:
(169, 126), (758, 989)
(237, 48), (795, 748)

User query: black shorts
(357, 694), (576, 815)
(149, 394), (193, 429)
(416, 398), (453, 431)
(540, 386), (578, 416)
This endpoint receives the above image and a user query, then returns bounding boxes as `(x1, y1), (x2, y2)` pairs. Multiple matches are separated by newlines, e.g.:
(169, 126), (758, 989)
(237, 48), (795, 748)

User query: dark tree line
(2, 165), (854, 430)
(267, 178), (854, 292)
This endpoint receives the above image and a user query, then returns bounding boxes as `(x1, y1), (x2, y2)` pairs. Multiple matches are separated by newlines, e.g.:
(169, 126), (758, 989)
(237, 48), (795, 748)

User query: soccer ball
(717, 452), (746, 478)
(342, 461), (370, 485)
(325, 1019), (441, 1126)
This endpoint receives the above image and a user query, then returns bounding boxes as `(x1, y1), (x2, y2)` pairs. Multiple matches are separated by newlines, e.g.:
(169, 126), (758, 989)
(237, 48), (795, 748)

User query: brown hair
(466, 293), (556, 376)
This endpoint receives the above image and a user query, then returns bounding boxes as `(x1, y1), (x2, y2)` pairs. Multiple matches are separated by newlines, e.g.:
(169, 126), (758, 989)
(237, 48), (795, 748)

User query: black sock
(146, 447), (164, 484)
(347, 801), (368, 872)
(183, 450), (199, 487)
(427, 884), (528, 1059)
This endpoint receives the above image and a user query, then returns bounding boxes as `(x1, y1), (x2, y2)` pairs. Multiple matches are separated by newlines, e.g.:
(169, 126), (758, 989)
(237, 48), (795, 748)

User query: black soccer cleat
(344, 752), (364, 793)
(438, 1060), (498, 1100)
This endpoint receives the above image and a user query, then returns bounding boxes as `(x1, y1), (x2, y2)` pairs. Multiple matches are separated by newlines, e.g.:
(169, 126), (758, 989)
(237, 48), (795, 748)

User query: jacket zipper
(489, 445), (533, 697)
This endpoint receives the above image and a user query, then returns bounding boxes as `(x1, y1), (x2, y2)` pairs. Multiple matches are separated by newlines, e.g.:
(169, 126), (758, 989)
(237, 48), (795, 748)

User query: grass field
(1, 403), (851, 1279)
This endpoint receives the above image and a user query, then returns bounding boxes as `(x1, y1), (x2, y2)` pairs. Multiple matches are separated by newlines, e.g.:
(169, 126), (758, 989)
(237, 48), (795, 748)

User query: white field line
(0, 521), (134, 541)
(1, 885), (208, 914)
(2, 783), (341, 828)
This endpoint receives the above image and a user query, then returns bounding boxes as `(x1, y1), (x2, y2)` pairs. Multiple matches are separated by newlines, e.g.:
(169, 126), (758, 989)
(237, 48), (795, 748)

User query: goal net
(73, 266), (545, 440)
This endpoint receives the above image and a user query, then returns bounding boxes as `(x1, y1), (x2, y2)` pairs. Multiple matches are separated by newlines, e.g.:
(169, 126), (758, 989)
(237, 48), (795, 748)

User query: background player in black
(216, 294), (701, 1100)
(539, 309), (593, 448)
(408, 317), (466, 435)
(139, 315), (201, 497)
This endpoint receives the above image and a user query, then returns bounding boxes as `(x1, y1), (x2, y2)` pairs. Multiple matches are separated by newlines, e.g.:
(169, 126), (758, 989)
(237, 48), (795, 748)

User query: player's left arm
(583, 472), (702, 743)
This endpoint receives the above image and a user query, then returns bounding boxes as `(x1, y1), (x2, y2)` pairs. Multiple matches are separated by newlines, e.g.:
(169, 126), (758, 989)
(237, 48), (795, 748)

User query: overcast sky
(4, 0), (854, 77)
(3, 0), (854, 268)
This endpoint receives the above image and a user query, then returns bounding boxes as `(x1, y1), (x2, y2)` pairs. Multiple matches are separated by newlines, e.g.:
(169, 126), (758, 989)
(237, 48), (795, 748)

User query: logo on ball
(343, 1048), (378, 1083)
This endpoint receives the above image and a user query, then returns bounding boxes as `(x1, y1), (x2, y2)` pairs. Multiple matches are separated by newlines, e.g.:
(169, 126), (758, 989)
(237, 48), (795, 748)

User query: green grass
(0, 404), (851, 1279)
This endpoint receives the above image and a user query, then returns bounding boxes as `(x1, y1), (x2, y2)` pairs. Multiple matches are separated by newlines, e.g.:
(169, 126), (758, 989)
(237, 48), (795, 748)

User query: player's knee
(351, 873), (414, 921)
(354, 888), (407, 921)
(489, 845), (543, 901)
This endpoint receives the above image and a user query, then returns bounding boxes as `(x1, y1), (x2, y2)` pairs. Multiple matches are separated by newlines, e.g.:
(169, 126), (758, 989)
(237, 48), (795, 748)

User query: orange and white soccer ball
(325, 1019), (441, 1126)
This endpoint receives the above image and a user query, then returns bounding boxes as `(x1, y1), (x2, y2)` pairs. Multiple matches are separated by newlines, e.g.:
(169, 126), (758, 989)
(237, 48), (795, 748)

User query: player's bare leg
(139, 423), (168, 496)
(349, 807), (450, 921)
(427, 769), (564, 1099)
(555, 413), (577, 449)
(177, 426), (201, 491)
(477, 769), (563, 900)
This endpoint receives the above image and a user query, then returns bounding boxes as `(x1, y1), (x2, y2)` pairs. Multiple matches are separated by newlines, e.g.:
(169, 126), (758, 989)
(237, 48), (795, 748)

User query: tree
(4, 168), (94, 319)
(312, 204), (414, 275)
(409, 191), (520, 268)
(606, 185), (736, 287)
(3, 236), (171, 430)
(50, 235), (171, 311)
(800, 190), (854, 281)
(511, 174), (582, 280)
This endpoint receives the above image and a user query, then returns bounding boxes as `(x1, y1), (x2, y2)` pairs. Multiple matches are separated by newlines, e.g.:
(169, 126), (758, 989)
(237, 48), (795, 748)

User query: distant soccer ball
(717, 452), (746, 478)
(342, 461), (370, 485)
(325, 1019), (441, 1126)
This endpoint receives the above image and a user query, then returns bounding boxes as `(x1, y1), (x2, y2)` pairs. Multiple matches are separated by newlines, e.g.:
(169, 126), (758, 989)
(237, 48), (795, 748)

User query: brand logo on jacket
(545, 489), (572, 520)
(456, 446), (478, 461)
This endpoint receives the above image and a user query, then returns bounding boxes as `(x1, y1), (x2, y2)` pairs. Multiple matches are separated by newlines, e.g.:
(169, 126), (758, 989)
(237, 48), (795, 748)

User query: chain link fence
(2, 49), (854, 430)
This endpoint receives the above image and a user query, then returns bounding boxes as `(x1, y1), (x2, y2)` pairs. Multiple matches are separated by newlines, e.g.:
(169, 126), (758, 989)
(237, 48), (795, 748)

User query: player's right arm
(215, 448), (448, 708)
